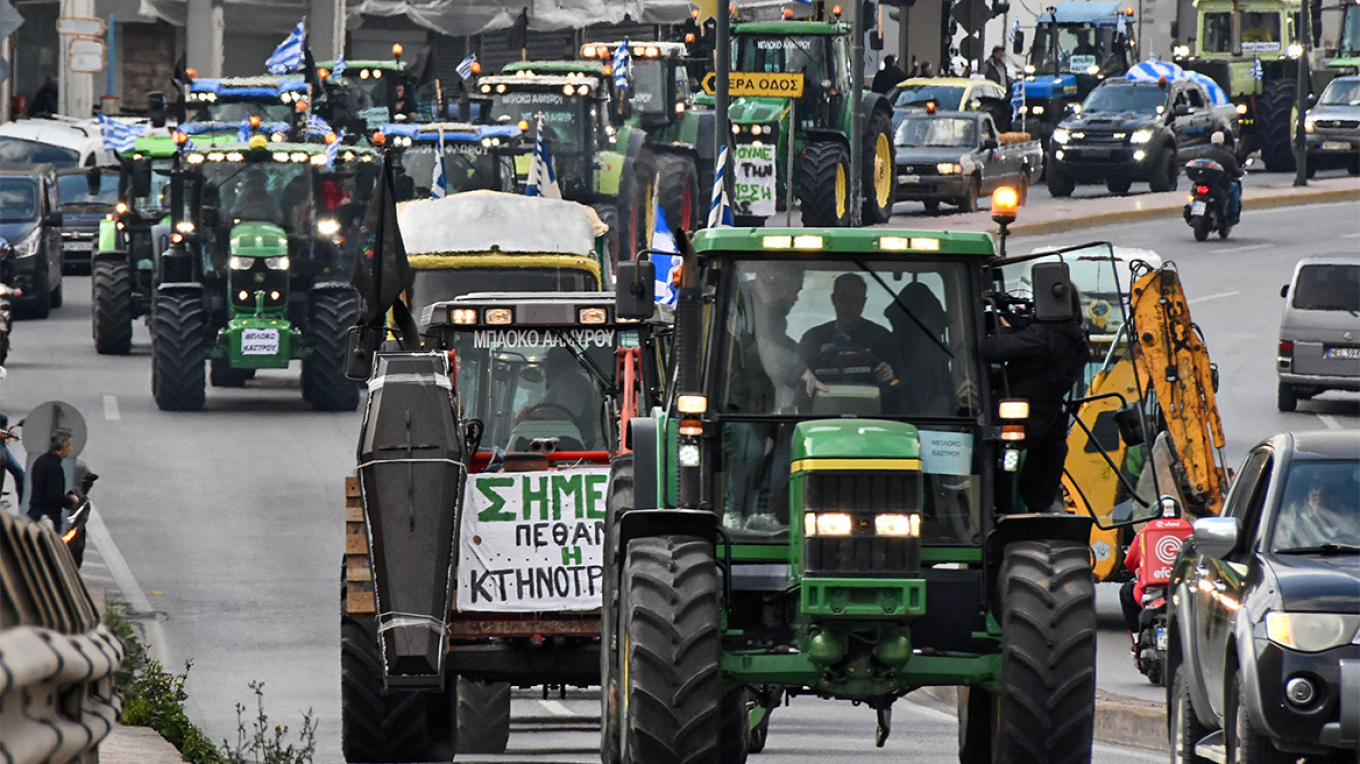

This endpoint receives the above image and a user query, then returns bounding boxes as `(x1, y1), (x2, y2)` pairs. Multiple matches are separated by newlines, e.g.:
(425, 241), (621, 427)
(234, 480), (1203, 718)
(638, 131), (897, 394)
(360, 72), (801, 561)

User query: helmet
(1210, 131), (1225, 146)
(1158, 495), (1181, 518)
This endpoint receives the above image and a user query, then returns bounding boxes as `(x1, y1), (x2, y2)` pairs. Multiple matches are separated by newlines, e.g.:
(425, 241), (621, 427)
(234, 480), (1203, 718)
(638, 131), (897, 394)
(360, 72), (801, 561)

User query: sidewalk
(91, 172), (1358, 762)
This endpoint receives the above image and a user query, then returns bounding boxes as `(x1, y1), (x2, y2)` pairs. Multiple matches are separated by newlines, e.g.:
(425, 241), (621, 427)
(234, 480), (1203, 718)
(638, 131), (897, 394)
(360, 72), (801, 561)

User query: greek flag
(266, 18), (306, 75)
(651, 191), (680, 304)
(1009, 19), (1019, 44)
(96, 114), (145, 154)
(707, 144), (734, 228)
(306, 113), (334, 138)
(237, 117), (252, 142)
(456, 53), (477, 80)
(431, 128), (447, 199)
(1116, 13), (1127, 36)
(613, 39), (632, 92)
(525, 116), (561, 199)
(1251, 56), (1263, 81)
(332, 53), (347, 78)
(325, 130), (344, 169)
(1010, 80), (1025, 124)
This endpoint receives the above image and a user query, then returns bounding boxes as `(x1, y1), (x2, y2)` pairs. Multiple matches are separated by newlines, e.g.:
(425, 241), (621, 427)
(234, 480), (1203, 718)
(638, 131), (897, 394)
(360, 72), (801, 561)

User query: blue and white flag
(1009, 18), (1020, 44)
(1126, 58), (1184, 83)
(1010, 79), (1025, 124)
(707, 144), (734, 228)
(237, 117), (252, 142)
(306, 113), (334, 138)
(612, 38), (632, 92)
(325, 130), (344, 168)
(96, 114), (145, 154)
(651, 191), (680, 304)
(525, 116), (561, 199)
(332, 52), (347, 78)
(266, 17), (306, 74)
(456, 53), (477, 80)
(1251, 56), (1263, 81)
(1116, 13), (1127, 36)
(431, 128), (448, 199)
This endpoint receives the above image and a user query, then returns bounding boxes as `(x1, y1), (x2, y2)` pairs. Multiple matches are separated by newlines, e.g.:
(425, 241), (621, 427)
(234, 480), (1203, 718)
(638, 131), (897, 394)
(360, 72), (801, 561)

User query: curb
(917, 685), (1167, 752)
(98, 724), (186, 764)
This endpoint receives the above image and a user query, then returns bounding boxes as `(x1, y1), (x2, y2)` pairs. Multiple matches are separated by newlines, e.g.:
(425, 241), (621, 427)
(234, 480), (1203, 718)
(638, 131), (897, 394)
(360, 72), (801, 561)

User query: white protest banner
(732, 143), (777, 218)
(457, 467), (609, 613)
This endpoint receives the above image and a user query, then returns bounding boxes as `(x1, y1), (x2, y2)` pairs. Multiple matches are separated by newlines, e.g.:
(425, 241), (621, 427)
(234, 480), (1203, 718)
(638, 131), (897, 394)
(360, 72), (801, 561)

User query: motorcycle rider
(1192, 131), (1242, 223)
(1119, 496), (1194, 642)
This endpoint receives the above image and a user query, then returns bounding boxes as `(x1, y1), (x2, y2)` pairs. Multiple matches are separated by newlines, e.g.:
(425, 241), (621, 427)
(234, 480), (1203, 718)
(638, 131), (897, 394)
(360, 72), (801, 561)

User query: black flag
(351, 154), (420, 347)
(508, 7), (529, 55)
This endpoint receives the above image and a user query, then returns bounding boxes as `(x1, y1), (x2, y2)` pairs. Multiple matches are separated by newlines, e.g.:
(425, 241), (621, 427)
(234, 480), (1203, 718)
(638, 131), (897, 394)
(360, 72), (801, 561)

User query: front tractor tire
(862, 109), (897, 223)
(620, 535), (722, 764)
(601, 453), (636, 764)
(152, 291), (207, 411)
(798, 141), (852, 227)
(91, 257), (133, 355)
(1258, 79), (1299, 173)
(340, 614), (457, 762)
(655, 153), (702, 234)
(995, 540), (1096, 764)
(305, 290), (361, 412)
(456, 678), (511, 753)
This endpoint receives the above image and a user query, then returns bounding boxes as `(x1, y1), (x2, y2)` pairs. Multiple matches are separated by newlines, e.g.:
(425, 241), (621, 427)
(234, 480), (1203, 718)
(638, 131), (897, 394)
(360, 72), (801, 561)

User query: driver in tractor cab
(514, 346), (602, 450)
(230, 167), (283, 224)
(1119, 496), (1193, 642)
(797, 273), (900, 390)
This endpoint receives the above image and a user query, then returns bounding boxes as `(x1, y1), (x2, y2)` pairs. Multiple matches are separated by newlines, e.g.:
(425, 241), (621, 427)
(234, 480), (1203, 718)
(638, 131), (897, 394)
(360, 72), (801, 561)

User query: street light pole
(1293, 0), (1312, 186)
(715, 3), (730, 213)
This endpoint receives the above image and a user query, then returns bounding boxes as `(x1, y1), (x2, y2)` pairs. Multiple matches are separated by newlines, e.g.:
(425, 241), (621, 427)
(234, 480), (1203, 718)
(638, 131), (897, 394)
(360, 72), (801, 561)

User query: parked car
(1047, 77), (1237, 196)
(1277, 254), (1360, 411)
(886, 77), (1010, 130)
(893, 109), (1043, 212)
(0, 115), (114, 169)
(0, 164), (64, 318)
(55, 167), (118, 275)
(1167, 430), (1359, 763)
(1304, 75), (1360, 177)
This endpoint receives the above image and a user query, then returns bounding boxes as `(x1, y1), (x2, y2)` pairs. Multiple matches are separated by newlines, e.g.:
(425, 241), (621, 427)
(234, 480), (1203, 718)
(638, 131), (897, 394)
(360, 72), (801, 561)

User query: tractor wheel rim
(835, 162), (847, 219)
(874, 133), (892, 207)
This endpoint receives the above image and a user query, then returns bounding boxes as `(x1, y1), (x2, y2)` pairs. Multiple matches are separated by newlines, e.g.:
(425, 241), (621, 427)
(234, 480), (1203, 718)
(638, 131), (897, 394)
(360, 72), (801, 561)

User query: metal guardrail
(0, 509), (124, 764)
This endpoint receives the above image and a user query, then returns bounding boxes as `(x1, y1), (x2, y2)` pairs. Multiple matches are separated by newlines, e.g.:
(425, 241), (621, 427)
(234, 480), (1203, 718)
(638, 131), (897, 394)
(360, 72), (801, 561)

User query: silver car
(1304, 76), (1360, 176)
(1277, 254), (1360, 410)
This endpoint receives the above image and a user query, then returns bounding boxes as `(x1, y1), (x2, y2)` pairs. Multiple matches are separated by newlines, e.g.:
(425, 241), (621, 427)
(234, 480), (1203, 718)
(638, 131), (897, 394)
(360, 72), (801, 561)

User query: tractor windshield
(1082, 84), (1166, 114)
(713, 257), (984, 544)
(451, 327), (619, 454)
(409, 267), (599, 323)
(491, 90), (588, 147)
(131, 160), (176, 220)
(1030, 22), (1124, 74)
(392, 143), (510, 201)
(190, 99), (295, 125)
(631, 58), (670, 115)
(1202, 11), (1283, 53)
(1342, 5), (1360, 56)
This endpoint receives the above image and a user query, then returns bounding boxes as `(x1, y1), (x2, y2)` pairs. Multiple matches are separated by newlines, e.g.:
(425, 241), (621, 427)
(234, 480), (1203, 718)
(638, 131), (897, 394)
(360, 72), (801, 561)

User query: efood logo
(1153, 534), (1184, 566)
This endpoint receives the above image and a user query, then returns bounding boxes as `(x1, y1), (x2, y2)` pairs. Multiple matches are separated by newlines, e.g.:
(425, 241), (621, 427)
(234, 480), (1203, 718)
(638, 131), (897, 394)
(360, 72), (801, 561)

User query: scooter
(1182, 158), (1236, 242)
(0, 238), (19, 365)
(1134, 584), (1169, 686)
(60, 461), (98, 568)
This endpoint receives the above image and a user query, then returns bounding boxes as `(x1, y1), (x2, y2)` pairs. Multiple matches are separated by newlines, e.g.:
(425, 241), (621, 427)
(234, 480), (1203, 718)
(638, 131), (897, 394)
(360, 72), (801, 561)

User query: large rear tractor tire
(92, 258), (133, 355)
(151, 291), (207, 411)
(306, 289), (361, 412)
(1258, 79), (1298, 173)
(996, 540), (1096, 764)
(601, 453), (635, 764)
(862, 109), (897, 223)
(798, 141), (852, 227)
(655, 153), (703, 234)
(456, 678), (511, 753)
(340, 614), (458, 762)
(621, 535), (721, 764)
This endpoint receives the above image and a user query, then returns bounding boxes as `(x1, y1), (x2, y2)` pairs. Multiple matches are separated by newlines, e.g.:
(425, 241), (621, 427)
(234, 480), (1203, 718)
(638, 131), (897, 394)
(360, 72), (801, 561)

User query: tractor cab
(579, 41), (693, 128)
(318, 53), (438, 132)
(375, 121), (524, 201)
(730, 22), (852, 132)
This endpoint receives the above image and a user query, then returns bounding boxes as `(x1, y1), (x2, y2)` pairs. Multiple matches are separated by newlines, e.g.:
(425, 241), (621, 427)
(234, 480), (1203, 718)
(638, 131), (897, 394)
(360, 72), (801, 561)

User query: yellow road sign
(701, 71), (805, 98)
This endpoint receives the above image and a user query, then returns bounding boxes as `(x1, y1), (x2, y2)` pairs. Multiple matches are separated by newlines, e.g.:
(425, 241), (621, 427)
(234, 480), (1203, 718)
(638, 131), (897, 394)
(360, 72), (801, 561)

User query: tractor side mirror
(1012, 31), (1025, 55)
(86, 167), (102, 197)
(982, 137), (999, 150)
(344, 325), (382, 381)
(148, 91), (168, 128)
(615, 260), (656, 320)
(129, 157), (153, 199)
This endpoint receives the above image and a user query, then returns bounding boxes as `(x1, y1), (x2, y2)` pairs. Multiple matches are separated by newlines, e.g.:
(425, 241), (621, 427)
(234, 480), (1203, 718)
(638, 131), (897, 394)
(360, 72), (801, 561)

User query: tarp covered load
(1125, 59), (1228, 108)
(396, 191), (599, 256)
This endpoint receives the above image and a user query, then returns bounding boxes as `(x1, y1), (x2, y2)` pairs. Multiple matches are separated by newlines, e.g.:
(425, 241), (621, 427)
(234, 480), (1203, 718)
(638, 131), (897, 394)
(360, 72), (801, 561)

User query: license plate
(1322, 141), (1350, 151)
(1080, 148), (1112, 159)
(64, 241), (93, 251)
(1325, 345), (1360, 359)
(898, 174), (920, 184)
(1155, 626), (1167, 651)
(1190, 200), (1206, 215)
(241, 329), (280, 356)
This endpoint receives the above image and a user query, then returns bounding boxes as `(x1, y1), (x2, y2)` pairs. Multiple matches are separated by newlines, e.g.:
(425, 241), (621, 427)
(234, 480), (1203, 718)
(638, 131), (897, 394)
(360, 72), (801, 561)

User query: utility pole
(715, 3), (730, 215)
(1292, 0), (1312, 186)
(850, 0), (865, 225)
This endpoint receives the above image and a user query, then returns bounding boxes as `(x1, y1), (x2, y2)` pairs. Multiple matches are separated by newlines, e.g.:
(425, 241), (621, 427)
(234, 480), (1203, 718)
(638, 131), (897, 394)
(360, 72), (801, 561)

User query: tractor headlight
(874, 513), (921, 537)
(1236, 103), (1248, 115)
(228, 256), (253, 270)
(804, 512), (854, 536)
(1129, 129), (1154, 144)
(317, 219), (341, 236)
(1051, 127), (1070, 144)
(1172, 45), (1190, 58)
(1030, 104), (1045, 115)
(1266, 612), (1360, 652)
(175, 220), (195, 234)
(264, 256), (290, 270)
(1287, 43), (1304, 57)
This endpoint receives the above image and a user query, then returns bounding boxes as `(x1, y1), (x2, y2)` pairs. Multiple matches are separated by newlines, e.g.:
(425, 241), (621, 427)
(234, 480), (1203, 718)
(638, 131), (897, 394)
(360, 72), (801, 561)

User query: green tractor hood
(230, 221), (289, 258)
(728, 96), (792, 125)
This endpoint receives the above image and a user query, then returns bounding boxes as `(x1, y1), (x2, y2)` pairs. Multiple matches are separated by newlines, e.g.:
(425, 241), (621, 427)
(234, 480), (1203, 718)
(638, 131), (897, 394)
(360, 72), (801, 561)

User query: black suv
(1167, 430), (1359, 763)
(1047, 78), (1234, 196)
(56, 166), (118, 275)
(0, 164), (64, 318)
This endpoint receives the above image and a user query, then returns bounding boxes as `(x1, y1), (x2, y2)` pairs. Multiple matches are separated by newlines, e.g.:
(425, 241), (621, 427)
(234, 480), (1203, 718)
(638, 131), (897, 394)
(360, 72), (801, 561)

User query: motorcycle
(60, 461), (98, 568)
(0, 238), (18, 365)
(1134, 584), (1169, 686)
(1182, 158), (1236, 242)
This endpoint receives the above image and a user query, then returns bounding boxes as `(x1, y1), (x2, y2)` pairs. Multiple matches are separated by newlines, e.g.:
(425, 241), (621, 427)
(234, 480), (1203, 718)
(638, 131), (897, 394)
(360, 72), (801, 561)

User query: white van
(0, 115), (117, 169)
(1277, 254), (1360, 411)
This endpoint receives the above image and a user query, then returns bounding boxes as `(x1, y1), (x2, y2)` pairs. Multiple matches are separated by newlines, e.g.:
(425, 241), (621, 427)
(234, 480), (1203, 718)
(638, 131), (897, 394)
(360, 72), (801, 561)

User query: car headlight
(1265, 612), (1360, 652)
(1304, 118), (1315, 133)
(1052, 127), (1070, 144)
(11, 229), (40, 259)
(264, 256), (290, 270)
(937, 163), (963, 175)
(228, 256), (254, 270)
(1129, 129), (1154, 144)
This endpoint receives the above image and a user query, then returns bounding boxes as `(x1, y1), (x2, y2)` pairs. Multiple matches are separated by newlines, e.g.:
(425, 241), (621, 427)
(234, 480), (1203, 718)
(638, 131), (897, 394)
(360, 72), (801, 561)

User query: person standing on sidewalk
(27, 429), (76, 527)
(0, 411), (22, 509)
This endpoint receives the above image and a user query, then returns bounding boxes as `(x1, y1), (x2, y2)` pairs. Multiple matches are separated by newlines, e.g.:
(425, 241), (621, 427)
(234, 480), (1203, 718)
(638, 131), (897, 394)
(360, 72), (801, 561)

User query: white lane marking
(1188, 290), (1242, 305)
(103, 395), (120, 421)
(1341, 232), (1360, 239)
(539, 699), (576, 717)
(1219, 244), (1271, 253)
(1319, 414), (1343, 431)
(86, 506), (168, 665)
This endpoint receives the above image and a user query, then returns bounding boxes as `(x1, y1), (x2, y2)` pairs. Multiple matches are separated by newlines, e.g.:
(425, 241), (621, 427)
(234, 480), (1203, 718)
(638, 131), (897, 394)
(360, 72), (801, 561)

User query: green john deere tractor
(1174, 0), (1307, 171)
(477, 61), (649, 262)
(599, 228), (1163, 762)
(695, 17), (897, 227)
(148, 137), (379, 411)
